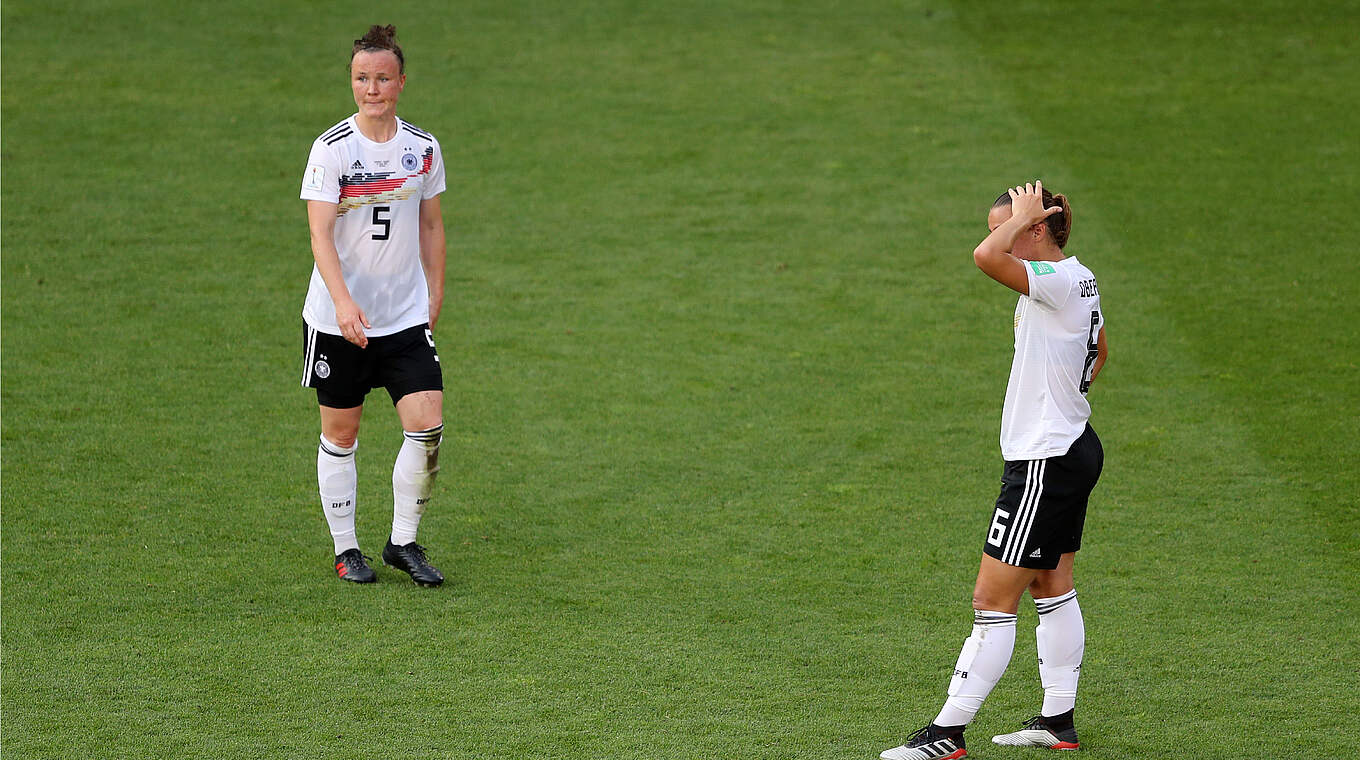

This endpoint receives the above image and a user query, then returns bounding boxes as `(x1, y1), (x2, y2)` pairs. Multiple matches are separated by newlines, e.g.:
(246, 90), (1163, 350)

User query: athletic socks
(391, 424), (442, 546)
(317, 435), (359, 555)
(1034, 589), (1084, 717)
(924, 591), (1083, 730)
(317, 425), (443, 556)
(933, 610), (1018, 728)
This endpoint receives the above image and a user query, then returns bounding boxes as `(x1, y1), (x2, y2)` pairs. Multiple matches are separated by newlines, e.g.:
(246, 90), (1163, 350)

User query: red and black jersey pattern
(336, 146), (435, 215)
(340, 170), (406, 199)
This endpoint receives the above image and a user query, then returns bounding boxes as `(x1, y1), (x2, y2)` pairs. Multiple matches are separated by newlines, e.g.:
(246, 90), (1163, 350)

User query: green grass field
(3, 1), (1357, 757)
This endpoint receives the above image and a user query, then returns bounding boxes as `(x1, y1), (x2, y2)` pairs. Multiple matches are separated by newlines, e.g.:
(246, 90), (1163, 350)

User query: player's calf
(392, 424), (441, 545)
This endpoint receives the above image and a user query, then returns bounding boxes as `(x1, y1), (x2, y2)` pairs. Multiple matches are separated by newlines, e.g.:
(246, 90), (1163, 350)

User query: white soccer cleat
(991, 714), (1079, 750)
(880, 724), (967, 760)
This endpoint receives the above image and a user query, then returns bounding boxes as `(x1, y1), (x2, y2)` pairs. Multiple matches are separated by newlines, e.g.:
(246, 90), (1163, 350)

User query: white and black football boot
(881, 723), (967, 760)
(991, 711), (1079, 750)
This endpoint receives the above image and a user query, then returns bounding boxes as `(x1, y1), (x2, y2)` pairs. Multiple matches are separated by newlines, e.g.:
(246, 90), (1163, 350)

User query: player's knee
(1030, 558), (1076, 598)
(972, 590), (1003, 612)
(972, 585), (1024, 614)
(324, 431), (358, 449)
(396, 390), (443, 432)
(1030, 577), (1075, 599)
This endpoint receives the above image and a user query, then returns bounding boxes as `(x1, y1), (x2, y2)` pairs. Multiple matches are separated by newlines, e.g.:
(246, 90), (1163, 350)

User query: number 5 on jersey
(371, 205), (391, 240)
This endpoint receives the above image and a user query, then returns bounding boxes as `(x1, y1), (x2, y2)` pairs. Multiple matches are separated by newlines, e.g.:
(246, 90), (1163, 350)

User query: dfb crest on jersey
(402, 152), (418, 171)
(314, 360), (331, 379)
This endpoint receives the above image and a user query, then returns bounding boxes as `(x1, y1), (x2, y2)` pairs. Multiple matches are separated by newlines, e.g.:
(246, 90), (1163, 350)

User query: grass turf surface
(3, 1), (1357, 757)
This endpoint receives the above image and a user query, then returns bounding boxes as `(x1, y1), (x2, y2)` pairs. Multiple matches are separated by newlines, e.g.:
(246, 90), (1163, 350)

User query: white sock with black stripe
(317, 435), (359, 555)
(1035, 589), (1084, 717)
(933, 610), (1018, 728)
(391, 424), (442, 546)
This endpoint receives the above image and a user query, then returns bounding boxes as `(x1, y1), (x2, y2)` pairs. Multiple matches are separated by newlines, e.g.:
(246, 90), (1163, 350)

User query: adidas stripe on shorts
(983, 423), (1103, 570)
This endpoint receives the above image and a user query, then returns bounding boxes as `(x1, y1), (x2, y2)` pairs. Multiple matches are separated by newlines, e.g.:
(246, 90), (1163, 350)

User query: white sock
(317, 435), (359, 555)
(934, 610), (1017, 727)
(391, 425), (442, 546)
(1035, 590), (1084, 717)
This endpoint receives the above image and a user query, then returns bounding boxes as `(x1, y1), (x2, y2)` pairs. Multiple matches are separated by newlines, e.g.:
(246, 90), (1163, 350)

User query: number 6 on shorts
(987, 508), (1011, 547)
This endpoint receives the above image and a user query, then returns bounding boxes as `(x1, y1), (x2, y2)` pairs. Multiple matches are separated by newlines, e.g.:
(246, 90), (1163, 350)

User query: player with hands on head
(880, 181), (1107, 759)
(298, 24), (449, 587)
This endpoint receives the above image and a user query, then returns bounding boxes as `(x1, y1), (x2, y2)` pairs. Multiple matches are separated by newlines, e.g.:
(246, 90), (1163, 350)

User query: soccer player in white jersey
(298, 25), (448, 587)
(881, 182), (1108, 759)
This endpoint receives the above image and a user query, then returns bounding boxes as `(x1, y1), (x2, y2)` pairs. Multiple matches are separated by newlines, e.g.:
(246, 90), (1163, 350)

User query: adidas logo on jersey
(1029, 548), (1043, 558)
(350, 160), (364, 170)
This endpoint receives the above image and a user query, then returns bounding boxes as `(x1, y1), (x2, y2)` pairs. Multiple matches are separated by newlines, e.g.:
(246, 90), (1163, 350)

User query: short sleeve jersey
(299, 115), (446, 337)
(999, 256), (1104, 461)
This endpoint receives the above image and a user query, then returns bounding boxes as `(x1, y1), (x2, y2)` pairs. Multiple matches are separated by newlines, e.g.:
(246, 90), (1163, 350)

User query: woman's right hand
(1008, 181), (1064, 228)
(334, 298), (371, 348)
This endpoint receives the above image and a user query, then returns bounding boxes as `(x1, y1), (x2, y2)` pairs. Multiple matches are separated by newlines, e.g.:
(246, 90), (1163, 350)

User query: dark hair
(992, 185), (1073, 248)
(351, 25), (404, 74)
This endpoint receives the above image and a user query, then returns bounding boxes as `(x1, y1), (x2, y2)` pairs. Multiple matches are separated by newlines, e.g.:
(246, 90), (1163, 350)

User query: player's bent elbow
(973, 248), (1007, 279)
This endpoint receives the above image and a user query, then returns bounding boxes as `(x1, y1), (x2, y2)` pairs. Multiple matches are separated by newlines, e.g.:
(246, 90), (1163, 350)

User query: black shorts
(982, 423), (1103, 570)
(301, 321), (443, 408)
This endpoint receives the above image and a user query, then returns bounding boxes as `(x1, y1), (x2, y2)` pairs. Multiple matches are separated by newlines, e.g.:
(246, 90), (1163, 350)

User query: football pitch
(2, 1), (1357, 757)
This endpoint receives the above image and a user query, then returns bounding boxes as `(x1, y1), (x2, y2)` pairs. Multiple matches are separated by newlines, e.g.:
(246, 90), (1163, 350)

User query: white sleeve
(423, 138), (446, 199)
(1025, 260), (1074, 309)
(299, 140), (341, 203)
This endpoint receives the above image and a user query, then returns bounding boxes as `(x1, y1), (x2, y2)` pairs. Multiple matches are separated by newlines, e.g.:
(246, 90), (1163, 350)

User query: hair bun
(351, 24), (404, 73)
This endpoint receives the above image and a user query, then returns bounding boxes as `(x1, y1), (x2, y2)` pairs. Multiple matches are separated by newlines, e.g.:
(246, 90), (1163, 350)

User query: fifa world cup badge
(305, 165), (326, 191)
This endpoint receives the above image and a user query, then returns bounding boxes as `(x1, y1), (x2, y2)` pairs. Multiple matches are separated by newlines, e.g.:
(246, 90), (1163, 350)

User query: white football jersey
(300, 115), (446, 336)
(999, 256), (1104, 461)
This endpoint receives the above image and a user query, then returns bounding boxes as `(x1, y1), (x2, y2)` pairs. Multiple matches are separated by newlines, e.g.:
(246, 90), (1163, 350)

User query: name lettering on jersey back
(1078, 278), (1099, 298)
